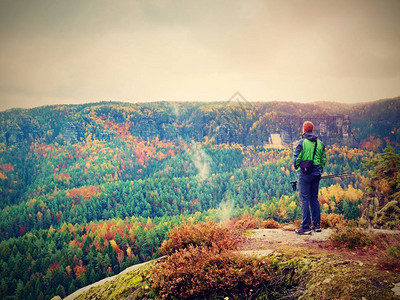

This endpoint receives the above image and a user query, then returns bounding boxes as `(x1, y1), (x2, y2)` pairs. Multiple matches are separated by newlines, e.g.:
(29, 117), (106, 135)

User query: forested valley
(0, 98), (399, 299)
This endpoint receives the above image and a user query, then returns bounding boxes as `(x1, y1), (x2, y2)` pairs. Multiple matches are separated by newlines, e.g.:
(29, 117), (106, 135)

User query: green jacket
(293, 132), (327, 175)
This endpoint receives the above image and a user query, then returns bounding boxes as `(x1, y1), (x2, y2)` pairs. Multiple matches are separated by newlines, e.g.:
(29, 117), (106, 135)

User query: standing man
(293, 121), (327, 235)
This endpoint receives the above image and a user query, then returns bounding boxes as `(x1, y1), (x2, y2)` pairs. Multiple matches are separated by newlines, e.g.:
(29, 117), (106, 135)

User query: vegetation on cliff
(75, 220), (400, 300)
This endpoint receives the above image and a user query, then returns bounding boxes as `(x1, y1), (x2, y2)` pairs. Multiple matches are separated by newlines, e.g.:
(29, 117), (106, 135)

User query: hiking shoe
(313, 226), (322, 232)
(295, 228), (312, 235)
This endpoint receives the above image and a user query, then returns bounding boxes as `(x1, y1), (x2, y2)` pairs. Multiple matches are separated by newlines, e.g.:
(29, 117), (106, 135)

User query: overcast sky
(0, 0), (399, 111)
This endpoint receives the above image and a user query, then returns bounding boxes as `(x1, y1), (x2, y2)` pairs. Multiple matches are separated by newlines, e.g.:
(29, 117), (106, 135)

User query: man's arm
(292, 139), (303, 169)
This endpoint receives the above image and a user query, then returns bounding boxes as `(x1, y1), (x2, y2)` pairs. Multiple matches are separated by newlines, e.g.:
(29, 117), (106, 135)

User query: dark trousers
(298, 173), (321, 229)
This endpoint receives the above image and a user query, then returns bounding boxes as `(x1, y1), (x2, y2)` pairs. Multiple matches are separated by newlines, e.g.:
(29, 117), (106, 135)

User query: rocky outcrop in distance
(0, 103), (361, 147)
(277, 114), (354, 146)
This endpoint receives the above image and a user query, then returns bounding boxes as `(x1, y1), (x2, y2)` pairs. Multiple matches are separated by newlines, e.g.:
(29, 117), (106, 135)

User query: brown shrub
(159, 221), (239, 256)
(261, 219), (281, 229)
(371, 233), (400, 250)
(151, 246), (276, 299)
(320, 213), (346, 229)
(378, 243), (400, 271)
(329, 224), (372, 249)
(373, 234), (400, 271)
(231, 214), (263, 230)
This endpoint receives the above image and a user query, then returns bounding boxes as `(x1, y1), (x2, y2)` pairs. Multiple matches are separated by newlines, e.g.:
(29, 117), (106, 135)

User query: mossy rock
(76, 261), (156, 300)
(300, 258), (400, 299)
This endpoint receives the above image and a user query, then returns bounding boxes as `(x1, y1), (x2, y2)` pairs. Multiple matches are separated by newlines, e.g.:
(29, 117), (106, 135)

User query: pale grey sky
(0, 0), (399, 111)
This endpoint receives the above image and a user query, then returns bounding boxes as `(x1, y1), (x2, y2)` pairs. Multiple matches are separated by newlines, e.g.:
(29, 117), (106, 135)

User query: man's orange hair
(303, 121), (314, 133)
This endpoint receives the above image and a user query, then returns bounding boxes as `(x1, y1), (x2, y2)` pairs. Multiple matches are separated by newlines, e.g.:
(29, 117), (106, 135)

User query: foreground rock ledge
(64, 228), (400, 300)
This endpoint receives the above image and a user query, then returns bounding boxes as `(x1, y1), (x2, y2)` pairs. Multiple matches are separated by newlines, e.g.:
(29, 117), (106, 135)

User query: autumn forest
(0, 98), (399, 299)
